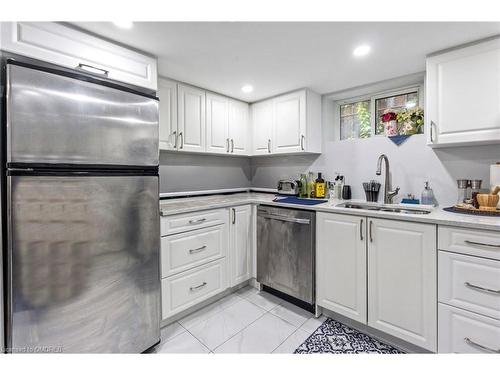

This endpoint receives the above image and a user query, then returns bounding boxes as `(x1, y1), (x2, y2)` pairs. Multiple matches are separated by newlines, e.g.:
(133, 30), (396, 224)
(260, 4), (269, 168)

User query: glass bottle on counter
(307, 172), (315, 198)
(315, 172), (326, 198)
(299, 174), (308, 198)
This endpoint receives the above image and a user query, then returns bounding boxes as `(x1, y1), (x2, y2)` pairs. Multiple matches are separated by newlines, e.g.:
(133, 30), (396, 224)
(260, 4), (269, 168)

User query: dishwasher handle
(258, 213), (311, 225)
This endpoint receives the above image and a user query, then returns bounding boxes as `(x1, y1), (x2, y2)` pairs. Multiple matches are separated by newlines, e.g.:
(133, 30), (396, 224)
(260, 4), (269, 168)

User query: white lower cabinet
(229, 205), (252, 287)
(438, 251), (500, 320)
(317, 213), (367, 323)
(439, 303), (500, 353)
(316, 214), (437, 351)
(161, 259), (227, 319)
(160, 205), (253, 320)
(161, 225), (228, 278)
(367, 218), (437, 351)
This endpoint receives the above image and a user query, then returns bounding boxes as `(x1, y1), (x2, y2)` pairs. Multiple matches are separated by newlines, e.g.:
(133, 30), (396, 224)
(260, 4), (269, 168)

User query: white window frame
(337, 84), (424, 140)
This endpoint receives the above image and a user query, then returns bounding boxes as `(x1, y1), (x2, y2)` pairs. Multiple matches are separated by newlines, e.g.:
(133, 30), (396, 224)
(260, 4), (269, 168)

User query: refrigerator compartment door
(7, 63), (159, 167)
(7, 174), (160, 353)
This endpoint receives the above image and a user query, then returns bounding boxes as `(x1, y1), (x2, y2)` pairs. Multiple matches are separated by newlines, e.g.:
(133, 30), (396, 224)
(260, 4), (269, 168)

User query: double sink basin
(336, 202), (432, 215)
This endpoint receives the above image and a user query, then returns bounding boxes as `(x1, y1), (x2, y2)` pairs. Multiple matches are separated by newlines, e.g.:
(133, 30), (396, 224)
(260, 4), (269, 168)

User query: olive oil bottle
(315, 172), (326, 198)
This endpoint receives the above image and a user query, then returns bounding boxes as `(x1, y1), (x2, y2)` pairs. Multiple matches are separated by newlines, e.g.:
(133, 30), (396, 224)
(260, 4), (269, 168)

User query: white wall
(250, 97), (500, 206)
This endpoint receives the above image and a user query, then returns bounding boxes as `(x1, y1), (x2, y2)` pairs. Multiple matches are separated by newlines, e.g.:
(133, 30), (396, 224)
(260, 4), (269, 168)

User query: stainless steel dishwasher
(257, 205), (315, 308)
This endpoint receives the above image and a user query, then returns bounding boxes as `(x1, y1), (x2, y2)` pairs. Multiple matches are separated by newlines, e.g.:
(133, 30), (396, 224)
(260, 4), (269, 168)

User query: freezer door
(6, 174), (160, 353)
(6, 63), (159, 166)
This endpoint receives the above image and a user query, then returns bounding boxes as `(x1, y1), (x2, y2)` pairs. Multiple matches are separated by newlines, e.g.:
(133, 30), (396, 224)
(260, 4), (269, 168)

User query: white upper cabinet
(426, 37), (500, 147)
(367, 218), (437, 352)
(251, 100), (274, 155)
(206, 93), (230, 154)
(251, 89), (322, 155)
(317, 213), (367, 324)
(177, 84), (206, 152)
(158, 78), (178, 151)
(0, 22), (158, 91)
(273, 90), (306, 153)
(228, 100), (250, 155)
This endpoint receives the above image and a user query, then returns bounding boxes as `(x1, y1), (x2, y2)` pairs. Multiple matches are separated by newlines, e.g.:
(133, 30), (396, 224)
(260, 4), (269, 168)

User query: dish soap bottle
(421, 181), (436, 206)
(315, 172), (326, 198)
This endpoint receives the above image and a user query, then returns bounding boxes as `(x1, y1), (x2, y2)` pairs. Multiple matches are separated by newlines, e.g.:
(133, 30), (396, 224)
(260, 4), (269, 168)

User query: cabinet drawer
(439, 251), (500, 319)
(161, 225), (228, 277)
(438, 303), (500, 353)
(0, 22), (157, 90)
(161, 259), (226, 320)
(161, 209), (227, 236)
(438, 226), (500, 260)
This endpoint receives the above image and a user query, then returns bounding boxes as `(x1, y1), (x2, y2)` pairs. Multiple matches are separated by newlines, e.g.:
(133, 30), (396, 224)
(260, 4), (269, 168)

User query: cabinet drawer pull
(300, 135), (305, 151)
(226, 138), (230, 153)
(464, 240), (500, 249)
(267, 139), (271, 153)
(231, 139), (234, 153)
(189, 245), (207, 254)
(430, 121), (437, 143)
(172, 130), (178, 149)
(232, 208), (236, 224)
(76, 63), (109, 76)
(464, 337), (500, 353)
(190, 282), (207, 292)
(360, 219), (364, 241)
(179, 132), (184, 149)
(188, 218), (206, 224)
(369, 220), (373, 243)
(464, 281), (500, 295)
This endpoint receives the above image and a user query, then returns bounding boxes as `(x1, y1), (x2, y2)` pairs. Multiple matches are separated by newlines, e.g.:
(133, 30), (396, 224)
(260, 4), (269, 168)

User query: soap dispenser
(421, 181), (436, 206)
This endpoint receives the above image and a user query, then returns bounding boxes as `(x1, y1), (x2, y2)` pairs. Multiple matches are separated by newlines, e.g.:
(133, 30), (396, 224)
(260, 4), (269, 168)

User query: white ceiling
(73, 22), (500, 102)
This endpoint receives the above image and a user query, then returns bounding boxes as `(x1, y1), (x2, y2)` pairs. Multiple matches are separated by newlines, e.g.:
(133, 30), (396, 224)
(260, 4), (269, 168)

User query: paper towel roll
(491, 163), (500, 187)
(491, 163), (500, 208)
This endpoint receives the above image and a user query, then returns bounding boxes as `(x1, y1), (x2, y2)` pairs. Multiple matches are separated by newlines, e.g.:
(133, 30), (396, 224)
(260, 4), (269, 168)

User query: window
(375, 91), (418, 135)
(337, 85), (422, 140)
(340, 100), (371, 140)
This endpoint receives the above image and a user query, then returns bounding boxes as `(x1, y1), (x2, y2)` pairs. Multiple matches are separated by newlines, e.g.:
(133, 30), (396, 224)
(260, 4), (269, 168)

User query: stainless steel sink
(336, 202), (432, 215)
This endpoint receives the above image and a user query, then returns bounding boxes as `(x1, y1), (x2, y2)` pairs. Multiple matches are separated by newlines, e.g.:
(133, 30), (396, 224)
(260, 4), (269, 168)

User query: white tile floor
(155, 285), (327, 354)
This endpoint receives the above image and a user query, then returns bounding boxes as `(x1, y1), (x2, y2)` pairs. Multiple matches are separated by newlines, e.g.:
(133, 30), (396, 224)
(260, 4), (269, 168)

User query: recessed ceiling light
(113, 21), (134, 29)
(353, 44), (371, 57)
(241, 85), (254, 93)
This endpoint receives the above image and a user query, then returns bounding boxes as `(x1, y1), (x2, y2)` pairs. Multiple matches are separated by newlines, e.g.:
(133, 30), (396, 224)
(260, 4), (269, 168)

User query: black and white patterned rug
(294, 318), (404, 354)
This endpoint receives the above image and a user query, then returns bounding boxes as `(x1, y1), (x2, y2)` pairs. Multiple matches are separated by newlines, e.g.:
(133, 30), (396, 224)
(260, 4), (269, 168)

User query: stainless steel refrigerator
(2, 58), (161, 353)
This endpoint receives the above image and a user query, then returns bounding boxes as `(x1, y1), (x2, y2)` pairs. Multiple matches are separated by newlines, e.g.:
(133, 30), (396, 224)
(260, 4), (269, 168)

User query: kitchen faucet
(376, 154), (400, 204)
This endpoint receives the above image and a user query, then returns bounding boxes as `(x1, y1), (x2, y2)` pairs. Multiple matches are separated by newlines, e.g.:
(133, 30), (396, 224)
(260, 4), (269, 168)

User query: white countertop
(159, 192), (500, 231)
